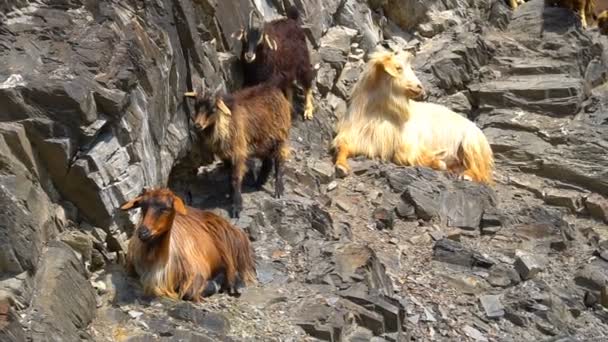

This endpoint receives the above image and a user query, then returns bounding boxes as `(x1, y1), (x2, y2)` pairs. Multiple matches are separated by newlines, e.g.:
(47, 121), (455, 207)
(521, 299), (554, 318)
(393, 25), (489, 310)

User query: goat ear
(264, 34), (277, 50)
(172, 196), (187, 215)
(231, 29), (244, 40)
(380, 58), (401, 78)
(120, 196), (143, 211)
(216, 98), (232, 115)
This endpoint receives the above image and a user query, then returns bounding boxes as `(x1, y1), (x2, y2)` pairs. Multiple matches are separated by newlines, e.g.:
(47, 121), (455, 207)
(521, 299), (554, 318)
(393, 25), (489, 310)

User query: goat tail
(460, 128), (494, 185)
(286, 5), (300, 20)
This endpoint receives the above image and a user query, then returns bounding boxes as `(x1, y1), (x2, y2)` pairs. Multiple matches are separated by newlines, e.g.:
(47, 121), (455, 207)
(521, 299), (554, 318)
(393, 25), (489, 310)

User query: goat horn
(248, 9), (256, 28)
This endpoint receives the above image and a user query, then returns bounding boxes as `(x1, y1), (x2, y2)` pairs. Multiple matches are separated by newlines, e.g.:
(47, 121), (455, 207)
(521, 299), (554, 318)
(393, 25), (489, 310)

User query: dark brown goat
(233, 7), (315, 120)
(184, 75), (292, 218)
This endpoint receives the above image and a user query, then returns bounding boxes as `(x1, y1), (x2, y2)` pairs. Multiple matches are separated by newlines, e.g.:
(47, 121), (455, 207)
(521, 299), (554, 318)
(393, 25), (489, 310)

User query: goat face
(120, 188), (187, 242)
(193, 95), (231, 132)
(375, 51), (425, 100)
(234, 10), (277, 63)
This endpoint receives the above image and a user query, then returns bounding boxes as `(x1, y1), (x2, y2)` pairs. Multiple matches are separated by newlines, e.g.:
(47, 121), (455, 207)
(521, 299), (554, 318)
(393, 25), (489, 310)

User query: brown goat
(121, 188), (256, 302)
(185, 74), (292, 218)
(233, 7), (315, 120)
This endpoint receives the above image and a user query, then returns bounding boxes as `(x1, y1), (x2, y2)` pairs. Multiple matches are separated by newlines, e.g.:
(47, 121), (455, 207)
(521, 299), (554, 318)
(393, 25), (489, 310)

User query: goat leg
(255, 157), (274, 189)
(334, 142), (351, 178)
(303, 88), (314, 120)
(274, 145), (288, 198)
(579, 1), (587, 28)
(201, 272), (226, 298)
(231, 159), (246, 218)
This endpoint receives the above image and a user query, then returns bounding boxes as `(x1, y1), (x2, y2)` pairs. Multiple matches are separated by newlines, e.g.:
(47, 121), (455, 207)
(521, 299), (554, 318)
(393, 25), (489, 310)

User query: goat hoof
(335, 164), (350, 178)
(303, 109), (314, 121)
(231, 205), (242, 218)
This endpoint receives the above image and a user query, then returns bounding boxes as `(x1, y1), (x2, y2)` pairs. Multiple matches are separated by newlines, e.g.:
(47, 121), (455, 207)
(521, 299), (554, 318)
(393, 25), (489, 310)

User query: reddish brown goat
(185, 74), (292, 218)
(233, 7), (315, 120)
(120, 188), (256, 301)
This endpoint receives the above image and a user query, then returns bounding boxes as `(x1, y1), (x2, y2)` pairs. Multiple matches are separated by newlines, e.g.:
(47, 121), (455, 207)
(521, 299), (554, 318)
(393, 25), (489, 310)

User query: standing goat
(121, 188), (256, 302)
(332, 50), (495, 184)
(233, 7), (315, 120)
(185, 74), (292, 218)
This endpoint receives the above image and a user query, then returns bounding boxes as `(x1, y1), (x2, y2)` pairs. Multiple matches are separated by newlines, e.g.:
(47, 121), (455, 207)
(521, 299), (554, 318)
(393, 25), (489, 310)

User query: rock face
(26, 241), (96, 341)
(1, 0), (608, 340)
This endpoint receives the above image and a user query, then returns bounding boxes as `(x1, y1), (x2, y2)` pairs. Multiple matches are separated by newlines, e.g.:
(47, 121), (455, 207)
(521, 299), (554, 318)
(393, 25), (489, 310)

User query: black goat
(233, 7), (315, 120)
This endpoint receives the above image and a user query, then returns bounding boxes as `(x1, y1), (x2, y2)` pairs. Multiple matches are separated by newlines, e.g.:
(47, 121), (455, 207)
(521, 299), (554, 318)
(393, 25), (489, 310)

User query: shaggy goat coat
(332, 50), (494, 184)
(123, 189), (256, 301)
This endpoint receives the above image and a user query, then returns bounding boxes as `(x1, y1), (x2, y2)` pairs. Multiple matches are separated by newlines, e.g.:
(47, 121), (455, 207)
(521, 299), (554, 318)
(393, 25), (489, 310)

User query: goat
(184, 74), (292, 218)
(332, 49), (495, 184)
(120, 188), (256, 302)
(232, 7), (315, 120)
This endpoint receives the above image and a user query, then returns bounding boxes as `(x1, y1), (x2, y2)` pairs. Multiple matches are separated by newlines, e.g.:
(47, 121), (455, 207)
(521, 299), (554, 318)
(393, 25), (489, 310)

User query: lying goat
(121, 188), (256, 301)
(233, 7), (315, 120)
(185, 74), (292, 218)
(332, 50), (495, 184)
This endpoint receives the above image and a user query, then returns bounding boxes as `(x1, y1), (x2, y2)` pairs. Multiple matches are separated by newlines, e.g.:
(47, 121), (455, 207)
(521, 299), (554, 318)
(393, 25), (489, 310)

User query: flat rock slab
(470, 75), (584, 116)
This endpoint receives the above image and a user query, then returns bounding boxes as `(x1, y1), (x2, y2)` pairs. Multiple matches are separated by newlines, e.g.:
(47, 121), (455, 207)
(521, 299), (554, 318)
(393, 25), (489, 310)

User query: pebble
(327, 181), (338, 192)
(128, 310), (144, 319)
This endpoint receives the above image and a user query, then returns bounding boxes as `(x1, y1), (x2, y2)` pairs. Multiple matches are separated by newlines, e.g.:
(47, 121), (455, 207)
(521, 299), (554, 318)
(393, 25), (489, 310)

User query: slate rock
(333, 60), (365, 100)
(514, 251), (545, 280)
(168, 302), (230, 335)
(470, 75), (584, 117)
(574, 260), (608, 291)
(433, 239), (494, 268)
(316, 63), (337, 96)
(339, 285), (403, 332)
(439, 189), (485, 229)
(58, 230), (94, 264)
(336, 0), (381, 51)
(479, 295), (505, 319)
(585, 193), (608, 223)
(319, 25), (358, 57)
(544, 188), (585, 213)
(488, 265), (521, 288)
(28, 241), (96, 342)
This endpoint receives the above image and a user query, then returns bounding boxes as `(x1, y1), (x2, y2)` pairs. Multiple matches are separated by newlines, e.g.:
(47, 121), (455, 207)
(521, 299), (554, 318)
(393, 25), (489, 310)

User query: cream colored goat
(332, 50), (494, 184)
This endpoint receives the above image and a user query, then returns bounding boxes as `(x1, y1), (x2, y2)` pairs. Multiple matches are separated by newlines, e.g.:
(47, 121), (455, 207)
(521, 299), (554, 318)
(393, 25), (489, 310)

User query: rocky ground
(1, 0), (608, 341)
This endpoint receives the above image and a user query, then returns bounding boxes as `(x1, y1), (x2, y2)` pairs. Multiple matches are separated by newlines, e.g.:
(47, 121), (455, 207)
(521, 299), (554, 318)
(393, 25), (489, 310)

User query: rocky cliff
(1, 0), (608, 341)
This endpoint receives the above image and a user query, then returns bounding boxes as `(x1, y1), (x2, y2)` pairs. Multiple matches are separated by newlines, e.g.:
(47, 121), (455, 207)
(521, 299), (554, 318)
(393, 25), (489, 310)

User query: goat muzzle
(407, 84), (426, 100)
(138, 227), (152, 242)
(244, 52), (256, 63)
